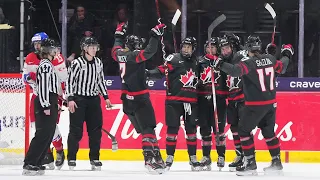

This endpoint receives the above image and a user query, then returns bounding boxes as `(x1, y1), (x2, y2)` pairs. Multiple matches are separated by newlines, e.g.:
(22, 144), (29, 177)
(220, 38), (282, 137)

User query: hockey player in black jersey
(197, 37), (228, 171)
(212, 35), (293, 176)
(217, 35), (247, 171)
(146, 37), (201, 171)
(111, 22), (166, 174)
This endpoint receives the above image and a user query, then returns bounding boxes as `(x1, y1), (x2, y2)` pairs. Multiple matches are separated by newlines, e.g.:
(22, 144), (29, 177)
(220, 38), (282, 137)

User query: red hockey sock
(52, 136), (63, 152)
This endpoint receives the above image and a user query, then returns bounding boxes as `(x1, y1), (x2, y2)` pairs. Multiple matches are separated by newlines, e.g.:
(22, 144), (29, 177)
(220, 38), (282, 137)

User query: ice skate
(229, 155), (243, 172)
(165, 155), (174, 171)
(55, 150), (65, 170)
(68, 160), (76, 170)
(90, 160), (102, 171)
(143, 150), (165, 174)
(22, 164), (40, 176)
(263, 156), (284, 175)
(189, 155), (201, 171)
(236, 157), (258, 176)
(217, 156), (225, 171)
(154, 150), (166, 168)
(42, 150), (55, 170)
(200, 156), (212, 171)
(37, 165), (46, 175)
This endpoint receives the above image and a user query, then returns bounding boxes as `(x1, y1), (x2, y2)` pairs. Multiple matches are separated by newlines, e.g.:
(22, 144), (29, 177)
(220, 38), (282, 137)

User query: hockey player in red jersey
(112, 22), (166, 174)
(22, 32), (67, 170)
(212, 35), (293, 176)
(147, 37), (201, 171)
(197, 37), (228, 171)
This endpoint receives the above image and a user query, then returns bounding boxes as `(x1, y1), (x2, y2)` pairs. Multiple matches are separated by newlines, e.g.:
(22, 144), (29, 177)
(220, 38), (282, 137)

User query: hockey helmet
(80, 36), (100, 51)
(245, 35), (262, 52)
(40, 38), (57, 55)
(31, 32), (49, 44)
(125, 35), (144, 51)
(204, 37), (219, 54)
(180, 36), (197, 58)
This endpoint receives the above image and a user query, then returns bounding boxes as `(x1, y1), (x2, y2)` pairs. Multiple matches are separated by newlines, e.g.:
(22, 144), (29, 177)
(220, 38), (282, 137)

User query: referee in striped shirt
(66, 36), (112, 170)
(23, 38), (60, 175)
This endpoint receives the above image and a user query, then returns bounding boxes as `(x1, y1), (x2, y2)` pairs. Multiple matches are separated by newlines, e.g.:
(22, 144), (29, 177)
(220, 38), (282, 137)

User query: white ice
(0, 161), (320, 180)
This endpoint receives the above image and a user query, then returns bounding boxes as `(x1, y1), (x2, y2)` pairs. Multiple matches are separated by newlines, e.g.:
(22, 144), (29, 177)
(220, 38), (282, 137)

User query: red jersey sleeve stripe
(239, 62), (249, 75)
(111, 46), (122, 61)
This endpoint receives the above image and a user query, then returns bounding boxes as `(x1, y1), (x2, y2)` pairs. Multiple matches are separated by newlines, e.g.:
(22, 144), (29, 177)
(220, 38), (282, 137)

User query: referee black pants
(67, 95), (102, 161)
(24, 93), (58, 166)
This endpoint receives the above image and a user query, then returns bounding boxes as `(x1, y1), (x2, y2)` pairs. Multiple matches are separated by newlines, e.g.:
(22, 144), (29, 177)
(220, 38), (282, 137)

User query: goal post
(0, 73), (30, 165)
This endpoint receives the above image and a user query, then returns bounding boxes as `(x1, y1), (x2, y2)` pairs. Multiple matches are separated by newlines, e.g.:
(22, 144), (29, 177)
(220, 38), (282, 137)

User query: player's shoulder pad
(25, 52), (39, 64)
(236, 50), (248, 58)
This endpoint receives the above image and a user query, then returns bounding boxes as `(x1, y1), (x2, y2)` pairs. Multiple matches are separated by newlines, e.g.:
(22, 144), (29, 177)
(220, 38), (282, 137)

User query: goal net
(0, 74), (30, 165)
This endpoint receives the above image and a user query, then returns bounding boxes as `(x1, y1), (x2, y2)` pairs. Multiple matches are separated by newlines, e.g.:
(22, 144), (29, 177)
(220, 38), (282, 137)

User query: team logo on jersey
(226, 75), (241, 91)
(180, 69), (198, 89)
(200, 67), (211, 84)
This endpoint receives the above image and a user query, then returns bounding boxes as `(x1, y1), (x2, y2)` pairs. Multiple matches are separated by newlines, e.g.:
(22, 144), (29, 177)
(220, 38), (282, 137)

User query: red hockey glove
(281, 44), (294, 59)
(150, 23), (166, 37)
(115, 22), (127, 38)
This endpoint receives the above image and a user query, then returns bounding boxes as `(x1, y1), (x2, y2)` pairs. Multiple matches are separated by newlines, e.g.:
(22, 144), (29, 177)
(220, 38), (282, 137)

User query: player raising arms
(147, 37), (201, 171)
(212, 35), (293, 176)
(197, 37), (228, 171)
(111, 22), (166, 174)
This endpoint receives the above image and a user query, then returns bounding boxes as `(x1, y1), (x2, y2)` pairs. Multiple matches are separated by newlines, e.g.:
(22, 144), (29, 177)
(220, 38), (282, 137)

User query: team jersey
(148, 53), (198, 103)
(22, 52), (67, 96)
(197, 55), (228, 97)
(219, 54), (289, 105)
(111, 36), (159, 100)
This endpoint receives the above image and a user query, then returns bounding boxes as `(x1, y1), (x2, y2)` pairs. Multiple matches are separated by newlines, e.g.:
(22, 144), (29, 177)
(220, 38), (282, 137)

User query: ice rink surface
(1, 161), (320, 180)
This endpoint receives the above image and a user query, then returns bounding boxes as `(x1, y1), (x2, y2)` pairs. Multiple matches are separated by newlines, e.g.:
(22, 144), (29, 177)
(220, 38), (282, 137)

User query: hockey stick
(264, 3), (277, 44)
(207, 14), (226, 145)
(171, 9), (181, 52)
(102, 128), (118, 152)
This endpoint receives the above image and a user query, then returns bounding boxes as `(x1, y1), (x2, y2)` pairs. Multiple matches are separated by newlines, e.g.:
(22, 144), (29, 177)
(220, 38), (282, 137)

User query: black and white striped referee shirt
(66, 56), (109, 101)
(36, 59), (60, 109)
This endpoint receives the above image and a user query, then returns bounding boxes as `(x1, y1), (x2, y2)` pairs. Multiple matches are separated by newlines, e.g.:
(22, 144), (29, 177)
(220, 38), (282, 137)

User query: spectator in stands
(67, 5), (96, 62)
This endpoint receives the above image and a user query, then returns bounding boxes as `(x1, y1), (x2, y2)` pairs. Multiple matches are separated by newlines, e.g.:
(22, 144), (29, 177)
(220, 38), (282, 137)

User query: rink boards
(1, 89), (320, 163)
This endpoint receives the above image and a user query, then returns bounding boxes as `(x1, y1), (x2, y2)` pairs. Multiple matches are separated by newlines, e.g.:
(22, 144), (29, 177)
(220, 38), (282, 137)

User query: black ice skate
(154, 150), (166, 169)
(229, 155), (243, 172)
(189, 155), (201, 171)
(22, 164), (40, 176)
(42, 150), (55, 170)
(90, 160), (102, 171)
(217, 156), (225, 171)
(236, 157), (258, 176)
(165, 155), (174, 171)
(68, 160), (76, 170)
(37, 165), (46, 175)
(200, 156), (212, 171)
(143, 150), (165, 174)
(55, 150), (65, 170)
(263, 156), (283, 175)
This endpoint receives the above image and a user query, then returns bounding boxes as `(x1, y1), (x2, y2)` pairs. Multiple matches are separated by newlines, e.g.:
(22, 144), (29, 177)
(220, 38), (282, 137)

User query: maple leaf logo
(226, 75), (241, 90)
(180, 69), (198, 89)
(213, 69), (221, 84)
(200, 67), (212, 84)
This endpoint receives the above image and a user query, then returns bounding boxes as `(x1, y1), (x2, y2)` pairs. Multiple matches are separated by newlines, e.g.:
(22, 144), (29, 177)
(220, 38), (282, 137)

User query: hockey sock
(186, 133), (197, 156)
(239, 134), (255, 158)
(52, 125), (63, 151)
(230, 126), (243, 156)
(215, 133), (226, 157)
(201, 135), (212, 157)
(265, 136), (280, 157)
(166, 126), (179, 156)
(142, 134), (159, 151)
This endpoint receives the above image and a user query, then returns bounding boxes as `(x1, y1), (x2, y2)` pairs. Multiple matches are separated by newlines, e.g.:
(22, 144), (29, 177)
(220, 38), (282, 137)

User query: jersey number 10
(257, 67), (274, 92)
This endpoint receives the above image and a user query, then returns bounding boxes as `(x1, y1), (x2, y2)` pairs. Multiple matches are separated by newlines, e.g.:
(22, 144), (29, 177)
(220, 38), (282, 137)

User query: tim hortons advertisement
(70, 90), (320, 151)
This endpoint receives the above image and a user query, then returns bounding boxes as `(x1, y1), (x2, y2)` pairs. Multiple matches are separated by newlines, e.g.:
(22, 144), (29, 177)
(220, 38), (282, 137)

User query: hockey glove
(266, 43), (277, 56)
(150, 23), (166, 37)
(115, 22), (127, 38)
(281, 44), (294, 59)
(23, 72), (36, 83)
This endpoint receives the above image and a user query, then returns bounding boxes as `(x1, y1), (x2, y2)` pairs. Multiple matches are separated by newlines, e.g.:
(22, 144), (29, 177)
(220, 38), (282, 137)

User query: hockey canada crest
(180, 69), (198, 89)
(226, 75), (241, 90)
(200, 67), (222, 85)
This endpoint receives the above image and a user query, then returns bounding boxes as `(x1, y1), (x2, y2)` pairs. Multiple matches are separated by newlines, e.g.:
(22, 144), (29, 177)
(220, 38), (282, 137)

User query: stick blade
(207, 14), (226, 40)
(264, 3), (276, 19)
(171, 9), (181, 25)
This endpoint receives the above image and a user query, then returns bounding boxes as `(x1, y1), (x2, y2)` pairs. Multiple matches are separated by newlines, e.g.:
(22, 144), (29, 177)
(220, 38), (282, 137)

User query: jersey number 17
(257, 67), (275, 92)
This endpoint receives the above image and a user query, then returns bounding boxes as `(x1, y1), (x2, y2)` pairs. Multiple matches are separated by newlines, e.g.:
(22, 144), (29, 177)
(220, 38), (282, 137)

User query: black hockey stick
(207, 14), (226, 146)
(102, 128), (118, 152)
(171, 9), (181, 52)
(264, 3), (277, 44)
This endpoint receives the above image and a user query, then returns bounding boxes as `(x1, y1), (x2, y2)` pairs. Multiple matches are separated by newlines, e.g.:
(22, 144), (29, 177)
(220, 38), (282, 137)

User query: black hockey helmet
(218, 36), (232, 50)
(245, 35), (262, 52)
(204, 37), (219, 52)
(180, 36), (197, 58)
(224, 33), (241, 50)
(40, 38), (57, 54)
(80, 36), (100, 51)
(125, 35), (144, 51)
